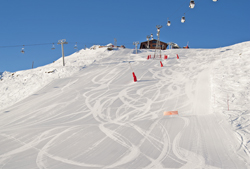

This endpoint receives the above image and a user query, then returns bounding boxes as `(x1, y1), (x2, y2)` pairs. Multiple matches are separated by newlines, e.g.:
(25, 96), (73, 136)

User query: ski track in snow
(0, 43), (250, 168)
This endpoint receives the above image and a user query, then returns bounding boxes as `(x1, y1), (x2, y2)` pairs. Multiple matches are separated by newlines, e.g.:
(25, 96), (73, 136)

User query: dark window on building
(152, 40), (157, 43)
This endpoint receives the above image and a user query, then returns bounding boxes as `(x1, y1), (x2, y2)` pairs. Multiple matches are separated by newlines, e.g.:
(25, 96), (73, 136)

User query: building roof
(140, 39), (168, 44)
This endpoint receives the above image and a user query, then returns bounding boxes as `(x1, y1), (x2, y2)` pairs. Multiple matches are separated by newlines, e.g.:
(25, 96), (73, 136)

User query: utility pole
(57, 39), (68, 66)
(133, 41), (139, 54)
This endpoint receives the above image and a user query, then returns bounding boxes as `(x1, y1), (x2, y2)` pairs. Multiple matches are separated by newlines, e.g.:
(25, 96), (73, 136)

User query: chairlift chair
(189, 0), (195, 9)
(151, 33), (153, 40)
(167, 20), (171, 26)
(21, 45), (25, 54)
(51, 43), (55, 50)
(181, 16), (186, 23)
(74, 42), (77, 49)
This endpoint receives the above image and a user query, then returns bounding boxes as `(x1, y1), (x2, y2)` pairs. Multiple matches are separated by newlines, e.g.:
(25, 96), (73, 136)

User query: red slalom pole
(160, 61), (163, 67)
(164, 55), (168, 59)
(177, 54), (179, 59)
(147, 55), (149, 60)
(129, 61), (137, 82)
(132, 72), (137, 82)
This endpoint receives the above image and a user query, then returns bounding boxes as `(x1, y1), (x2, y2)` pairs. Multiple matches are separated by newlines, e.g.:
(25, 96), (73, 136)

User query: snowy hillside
(0, 46), (114, 110)
(0, 42), (250, 168)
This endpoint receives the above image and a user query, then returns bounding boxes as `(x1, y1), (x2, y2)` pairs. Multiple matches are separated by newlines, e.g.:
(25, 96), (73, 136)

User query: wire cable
(0, 43), (54, 48)
(168, 0), (189, 19)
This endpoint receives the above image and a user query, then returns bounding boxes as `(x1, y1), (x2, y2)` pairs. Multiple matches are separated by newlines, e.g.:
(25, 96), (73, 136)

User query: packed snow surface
(0, 42), (250, 168)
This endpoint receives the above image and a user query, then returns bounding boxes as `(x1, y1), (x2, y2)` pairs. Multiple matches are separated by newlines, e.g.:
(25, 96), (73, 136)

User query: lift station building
(140, 39), (168, 50)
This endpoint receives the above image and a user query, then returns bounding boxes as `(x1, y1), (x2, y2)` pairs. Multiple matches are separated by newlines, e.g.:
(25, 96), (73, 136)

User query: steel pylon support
(133, 41), (139, 54)
(154, 25), (163, 59)
(57, 39), (68, 66)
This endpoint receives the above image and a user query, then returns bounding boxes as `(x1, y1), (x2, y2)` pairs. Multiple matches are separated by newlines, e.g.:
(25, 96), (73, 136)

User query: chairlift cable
(166, 0), (203, 25)
(168, 0), (188, 19)
(0, 43), (54, 48)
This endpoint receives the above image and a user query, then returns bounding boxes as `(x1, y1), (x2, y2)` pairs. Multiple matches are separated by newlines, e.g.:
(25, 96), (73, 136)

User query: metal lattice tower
(154, 25), (162, 59)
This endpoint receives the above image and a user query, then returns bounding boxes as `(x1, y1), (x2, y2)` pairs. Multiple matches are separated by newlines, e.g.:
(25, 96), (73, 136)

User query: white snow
(0, 46), (114, 110)
(0, 41), (250, 168)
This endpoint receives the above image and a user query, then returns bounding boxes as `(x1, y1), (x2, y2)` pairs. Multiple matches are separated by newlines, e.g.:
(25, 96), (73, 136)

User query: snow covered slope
(0, 47), (114, 110)
(0, 42), (250, 168)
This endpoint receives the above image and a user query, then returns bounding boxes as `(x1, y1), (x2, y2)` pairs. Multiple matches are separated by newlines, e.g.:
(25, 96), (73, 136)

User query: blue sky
(0, 0), (249, 72)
